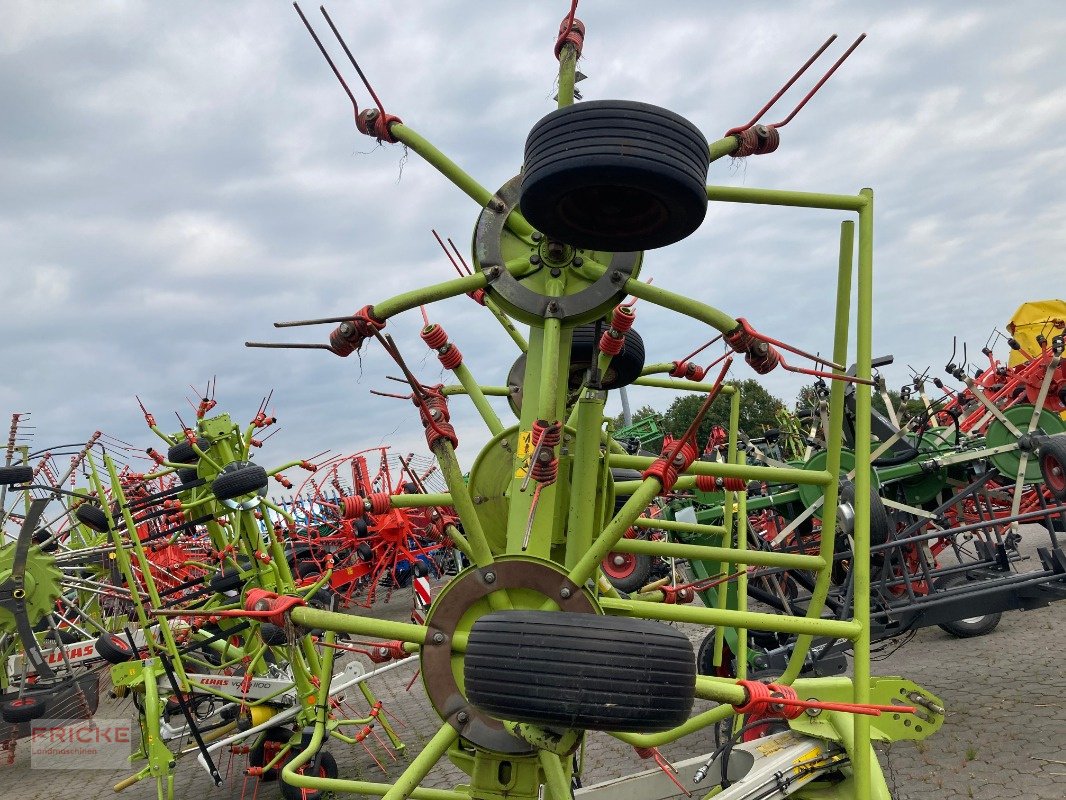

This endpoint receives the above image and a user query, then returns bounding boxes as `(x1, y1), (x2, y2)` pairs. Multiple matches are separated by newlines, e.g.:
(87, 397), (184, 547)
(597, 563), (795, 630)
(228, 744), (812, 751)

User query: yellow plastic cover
(1005, 299), (1066, 366)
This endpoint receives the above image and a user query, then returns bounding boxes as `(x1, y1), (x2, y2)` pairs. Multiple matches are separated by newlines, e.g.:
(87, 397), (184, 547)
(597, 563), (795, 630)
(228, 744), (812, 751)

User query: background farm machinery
(0, 399), (442, 798)
(667, 327), (1066, 680)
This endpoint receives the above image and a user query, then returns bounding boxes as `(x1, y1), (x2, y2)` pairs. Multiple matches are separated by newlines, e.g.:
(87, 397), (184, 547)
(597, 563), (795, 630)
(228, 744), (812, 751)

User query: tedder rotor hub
(419, 556), (597, 754)
(473, 176), (642, 326)
(0, 541), (63, 634)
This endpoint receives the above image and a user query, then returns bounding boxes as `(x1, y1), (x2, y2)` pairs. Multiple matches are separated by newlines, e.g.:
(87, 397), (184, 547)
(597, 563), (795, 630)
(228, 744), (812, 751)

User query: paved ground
(3, 567), (1064, 799)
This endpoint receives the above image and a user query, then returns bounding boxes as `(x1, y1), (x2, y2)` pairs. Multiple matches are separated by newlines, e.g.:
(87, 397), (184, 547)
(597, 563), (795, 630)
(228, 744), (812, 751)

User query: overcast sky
(2, 1), (1064, 473)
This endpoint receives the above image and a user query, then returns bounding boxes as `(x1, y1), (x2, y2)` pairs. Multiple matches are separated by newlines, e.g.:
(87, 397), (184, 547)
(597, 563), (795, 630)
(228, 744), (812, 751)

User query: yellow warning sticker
(793, 746), (822, 767)
(515, 430), (533, 478)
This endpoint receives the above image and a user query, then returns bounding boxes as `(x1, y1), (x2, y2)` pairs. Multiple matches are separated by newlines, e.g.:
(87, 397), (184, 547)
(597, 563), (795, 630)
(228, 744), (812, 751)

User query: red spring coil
(367, 493), (392, 515)
(734, 679), (803, 720)
(340, 495), (366, 520)
(746, 343), (781, 374)
(733, 124), (781, 157)
(599, 330), (625, 356)
(420, 324), (449, 350)
(670, 361), (706, 381)
(721, 477), (746, 492)
(642, 436), (698, 490)
(554, 15), (585, 59)
(356, 108), (402, 143)
(329, 305), (386, 358)
(529, 420), (562, 484)
(695, 474), (716, 492)
(725, 320), (757, 352)
(531, 419), (562, 448)
(418, 389), (459, 450)
(468, 288), (487, 305)
(611, 305), (636, 333)
(438, 344), (463, 370)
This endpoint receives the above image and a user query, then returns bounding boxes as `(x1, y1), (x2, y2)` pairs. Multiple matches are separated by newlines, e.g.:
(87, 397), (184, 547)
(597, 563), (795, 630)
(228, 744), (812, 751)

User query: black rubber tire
(294, 560), (320, 580)
(75, 504), (111, 533)
(2, 696), (48, 724)
(840, 482), (890, 547)
(934, 575), (1002, 638)
(610, 468), (644, 513)
(167, 437), (210, 465)
(249, 726), (292, 782)
(211, 465), (268, 501)
(356, 543), (374, 562)
(209, 557), (251, 593)
(177, 467), (200, 485)
(570, 325), (645, 391)
(1039, 435), (1066, 502)
(464, 611), (695, 733)
(695, 628), (735, 678)
(95, 633), (136, 664)
(412, 560), (430, 578)
(602, 551), (652, 594)
(0, 465), (33, 486)
(520, 100), (709, 251)
(260, 623), (289, 647)
(280, 750), (338, 800)
(353, 517), (369, 538)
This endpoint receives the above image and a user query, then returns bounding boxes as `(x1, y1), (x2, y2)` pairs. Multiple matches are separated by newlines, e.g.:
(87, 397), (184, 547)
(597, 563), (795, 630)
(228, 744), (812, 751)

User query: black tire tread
(464, 611), (695, 733)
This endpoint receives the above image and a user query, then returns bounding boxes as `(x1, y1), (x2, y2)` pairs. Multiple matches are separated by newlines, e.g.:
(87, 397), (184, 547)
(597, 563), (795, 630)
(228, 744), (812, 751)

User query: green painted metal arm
(609, 452), (832, 487)
(621, 279), (739, 335)
(374, 273), (488, 321)
(600, 597), (861, 640)
(610, 537), (824, 571)
(390, 123), (533, 239)
(708, 135), (740, 164)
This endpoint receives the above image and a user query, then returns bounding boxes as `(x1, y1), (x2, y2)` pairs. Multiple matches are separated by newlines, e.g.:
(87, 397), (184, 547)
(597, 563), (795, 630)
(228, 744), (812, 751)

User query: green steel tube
(610, 537), (824, 571)
(442, 385), (511, 398)
(557, 44), (577, 108)
(693, 675), (748, 706)
(609, 453), (832, 486)
(537, 315), (563, 421)
(381, 722), (459, 800)
(289, 605), (428, 644)
(706, 184), (869, 212)
(633, 376), (739, 393)
(484, 297), (528, 351)
(599, 597), (862, 640)
(852, 189), (875, 795)
(568, 478), (665, 586)
(610, 703), (735, 749)
(388, 493), (454, 508)
(391, 123), (533, 238)
(443, 523), (475, 563)
(631, 515), (727, 537)
(735, 475), (749, 682)
(708, 136), (740, 164)
(452, 361), (504, 437)
(780, 219), (854, 685)
(431, 440), (496, 569)
(374, 273), (488, 321)
(622, 279), (739, 335)
(540, 751), (574, 800)
(564, 393), (607, 569)
(639, 362), (676, 376)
